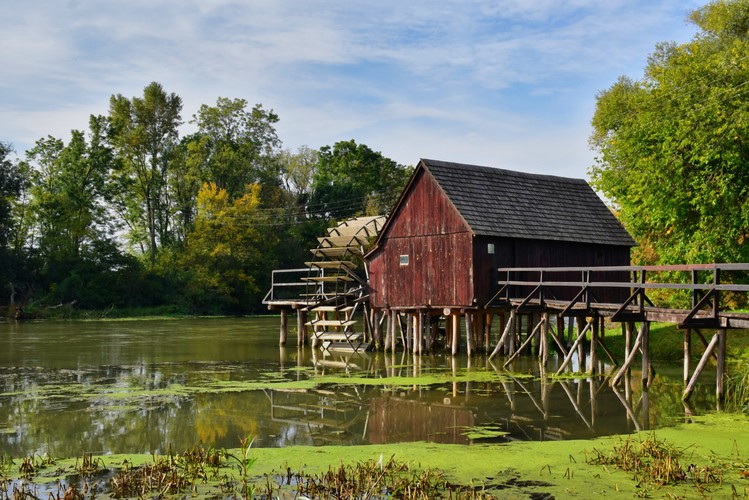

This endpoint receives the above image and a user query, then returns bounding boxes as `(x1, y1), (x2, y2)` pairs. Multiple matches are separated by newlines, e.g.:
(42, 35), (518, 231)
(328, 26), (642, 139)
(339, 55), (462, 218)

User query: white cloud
(0, 0), (705, 180)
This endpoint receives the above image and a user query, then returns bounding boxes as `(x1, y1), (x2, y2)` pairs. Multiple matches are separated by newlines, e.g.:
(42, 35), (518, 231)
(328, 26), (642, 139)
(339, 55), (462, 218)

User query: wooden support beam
(451, 313), (460, 356)
(489, 310), (516, 360)
(589, 315), (599, 374)
(296, 309), (307, 346)
(717, 328), (726, 404)
(540, 313), (549, 366)
(683, 328), (691, 386)
(279, 309), (288, 346)
(373, 309), (382, 349)
(642, 321), (650, 388)
(555, 317), (594, 375)
(683, 332), (720, 401)
(610, 322), (645, 386)
(504, 315), (545, 367)
(465, 313), (474, 357)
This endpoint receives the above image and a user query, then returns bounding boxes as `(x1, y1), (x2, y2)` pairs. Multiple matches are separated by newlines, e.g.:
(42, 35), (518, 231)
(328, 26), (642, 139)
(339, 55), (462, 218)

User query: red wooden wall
(368, 169), (475, 308)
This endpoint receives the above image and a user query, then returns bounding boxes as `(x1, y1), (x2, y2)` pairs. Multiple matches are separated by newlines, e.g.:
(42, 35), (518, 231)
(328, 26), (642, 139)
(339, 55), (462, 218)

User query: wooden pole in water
(556, 317), (594, 375)
(485, 312), (493, 353)
(465, 312), (474, 357)
(296, 308), (307, 346)
(373, 309), (383, 350)
(451, 312), (460, 356)
(683, 328), (692, 386)
(683, 332), (720, 400)
(489, 310), (515, 360)
(589, 315), (599, 374)
(279, 309), (288, 346)
(717, 328), (726, 404)
(642, 321), (650, 389)
(540, 312), (549, 367)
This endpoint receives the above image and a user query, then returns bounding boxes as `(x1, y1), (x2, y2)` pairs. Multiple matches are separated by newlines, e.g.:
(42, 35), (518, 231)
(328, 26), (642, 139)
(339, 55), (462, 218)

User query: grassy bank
(3, 413), (748, 499)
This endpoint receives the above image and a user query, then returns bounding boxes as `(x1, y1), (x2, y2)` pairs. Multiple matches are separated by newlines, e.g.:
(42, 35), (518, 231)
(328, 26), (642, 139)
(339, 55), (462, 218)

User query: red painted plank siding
(368, 170), (474, 308)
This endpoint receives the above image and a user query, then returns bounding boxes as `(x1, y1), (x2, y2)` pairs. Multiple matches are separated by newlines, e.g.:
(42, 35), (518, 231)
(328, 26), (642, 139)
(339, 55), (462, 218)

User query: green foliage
(590, 0), (749, 265)
(3, 83), (407, 315)
(108, 81), (183, 265)
(310, 139), (412, 219)
(180, 182), (277, 314)
(188, 97), (281, 202)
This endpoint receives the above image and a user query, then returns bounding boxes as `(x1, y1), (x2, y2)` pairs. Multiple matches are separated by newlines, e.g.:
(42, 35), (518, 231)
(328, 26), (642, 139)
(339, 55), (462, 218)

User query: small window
(487, 243), (495, 255)
(399, 255), (409, 266)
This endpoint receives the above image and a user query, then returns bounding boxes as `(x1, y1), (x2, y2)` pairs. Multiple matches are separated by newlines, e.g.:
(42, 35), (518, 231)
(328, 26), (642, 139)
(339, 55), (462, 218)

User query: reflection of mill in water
(266, 351), (676, 446)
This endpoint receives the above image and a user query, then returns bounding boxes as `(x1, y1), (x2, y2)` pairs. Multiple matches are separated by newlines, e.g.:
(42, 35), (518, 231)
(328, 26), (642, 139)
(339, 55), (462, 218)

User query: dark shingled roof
(421, 159), (635, 247)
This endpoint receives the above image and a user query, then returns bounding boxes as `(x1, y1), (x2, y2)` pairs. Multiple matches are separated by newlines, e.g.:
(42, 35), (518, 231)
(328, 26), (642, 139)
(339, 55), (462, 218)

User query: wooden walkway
(483, 263), (749, 401)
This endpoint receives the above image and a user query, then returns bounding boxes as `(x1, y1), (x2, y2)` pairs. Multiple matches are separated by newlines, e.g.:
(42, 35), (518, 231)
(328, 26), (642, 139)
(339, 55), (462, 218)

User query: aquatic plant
(225, 435), (258, 499)
(290, 455), (494, 499)
(585, 433), (726, 496)
(724, 361), (749, 415)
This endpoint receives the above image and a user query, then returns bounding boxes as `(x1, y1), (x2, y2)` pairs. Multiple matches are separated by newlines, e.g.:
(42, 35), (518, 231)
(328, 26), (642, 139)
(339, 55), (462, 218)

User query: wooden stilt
(296, 308), (307, 346)
(590, 315), (598, 374)
(465, 312), (474, 357)
(642, 321), (650, 388)
(576, 317), (584, 368)
(489, 310), (516, 360)
(540, 312), (549, 366)
(398, 312), (407, 351)
(373, 309), (382, 349)
(279, 309), (288, 346)
(555, 317), (594, 374)
(485, 312), (493, 353)
(683, 332), (720, 400)
(717, 328), (726, 404)
(451, 313), (460, 356)
(611, 322), (645, 386)
(390, 309), (400, 354)
(504, 316), (545, 367)
(683, 328), (691, 386)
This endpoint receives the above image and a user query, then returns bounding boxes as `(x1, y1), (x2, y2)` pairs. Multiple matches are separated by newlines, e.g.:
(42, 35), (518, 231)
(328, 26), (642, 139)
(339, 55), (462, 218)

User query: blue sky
(1, 0), (704, 180)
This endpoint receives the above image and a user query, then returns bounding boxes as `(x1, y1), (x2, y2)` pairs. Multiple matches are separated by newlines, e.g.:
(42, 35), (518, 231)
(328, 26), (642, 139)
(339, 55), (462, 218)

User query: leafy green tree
(0, 142), (24, 252)
(108, 82), (183, 265)
(309, 140), (412, 220)
(0, 142), (28, 305)
(590, 0), (749, 264)
(25, 118), (113, 262)
(189, 98), (281, 202)
(280, 145), (318, 200)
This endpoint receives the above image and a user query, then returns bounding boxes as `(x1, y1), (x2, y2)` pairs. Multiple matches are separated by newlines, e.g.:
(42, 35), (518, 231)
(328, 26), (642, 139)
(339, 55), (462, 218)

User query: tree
(280, 145), (318, 199)
(590, 0), (749, 265)
(25, 118), (113, 262)
(0, 142), (28, 304)
(0, 142), (24, 251)
(109, 82), (183, 265)
(181, 182), (278, 313)
(188, 98), (281, 202)
(309, 140), (412, 220)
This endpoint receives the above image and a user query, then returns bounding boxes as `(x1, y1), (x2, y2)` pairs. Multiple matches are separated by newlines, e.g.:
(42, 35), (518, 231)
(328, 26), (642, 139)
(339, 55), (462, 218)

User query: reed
(724, 361), (749, 415)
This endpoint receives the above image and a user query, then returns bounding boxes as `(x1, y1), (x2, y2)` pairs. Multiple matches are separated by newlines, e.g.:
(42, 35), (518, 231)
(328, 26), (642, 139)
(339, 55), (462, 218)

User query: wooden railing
(491, 263), (749, 328)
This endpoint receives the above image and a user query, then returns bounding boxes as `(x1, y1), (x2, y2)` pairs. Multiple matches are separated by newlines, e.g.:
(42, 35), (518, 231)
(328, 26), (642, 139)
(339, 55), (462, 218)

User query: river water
(0, 317), (716, 457)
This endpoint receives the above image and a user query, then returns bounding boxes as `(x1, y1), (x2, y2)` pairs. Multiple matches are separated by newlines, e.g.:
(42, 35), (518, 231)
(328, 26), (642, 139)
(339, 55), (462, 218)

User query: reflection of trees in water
(0, 349), (719, 456)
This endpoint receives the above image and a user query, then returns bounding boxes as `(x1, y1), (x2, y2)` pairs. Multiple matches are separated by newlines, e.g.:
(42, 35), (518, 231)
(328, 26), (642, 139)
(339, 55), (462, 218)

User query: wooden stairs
(303, 216), (386, 352)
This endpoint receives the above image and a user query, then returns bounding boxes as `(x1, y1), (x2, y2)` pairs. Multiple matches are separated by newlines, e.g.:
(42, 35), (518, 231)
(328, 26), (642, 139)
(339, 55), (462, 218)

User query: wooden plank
(314, 332), (364, 341)
(301, 276), (354, 282)
(306, 319), (357, 327)
(305, 260), (357, 269)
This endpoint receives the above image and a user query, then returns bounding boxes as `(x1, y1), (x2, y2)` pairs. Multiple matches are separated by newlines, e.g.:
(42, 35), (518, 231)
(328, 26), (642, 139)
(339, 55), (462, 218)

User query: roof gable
(420, 159), (635, 247)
